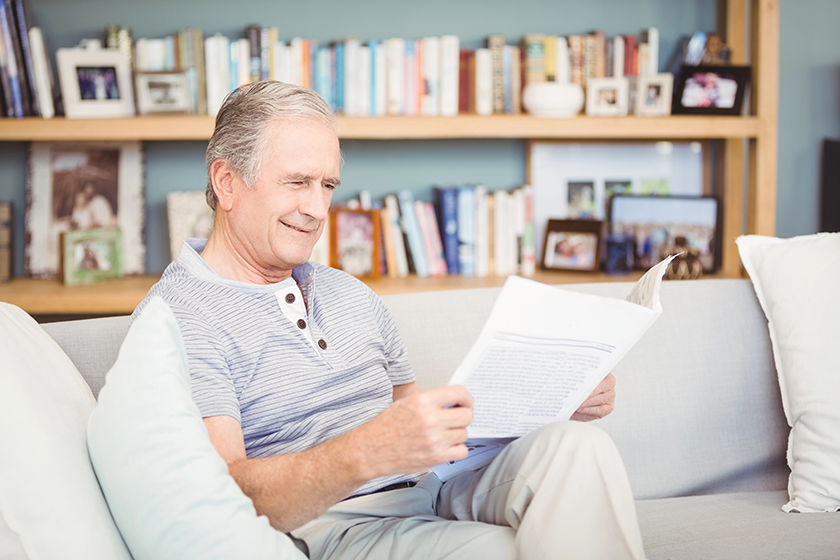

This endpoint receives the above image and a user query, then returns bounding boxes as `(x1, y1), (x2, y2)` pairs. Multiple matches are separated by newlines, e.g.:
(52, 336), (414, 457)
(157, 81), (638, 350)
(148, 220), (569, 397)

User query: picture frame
(672, 65), (751, 115)
(329, 208), (381, 279)
(634, 73), (674, 116)
(541, 219), (602, 272)
(166, 191), (214, 261)
(136, 71), (192, 115)
(608, 194), (721, 272)
(585, 77), (629, 117)
(26, 141), (145, 278)
(59, 227), (122, 285)
(56, 47), (135, 119)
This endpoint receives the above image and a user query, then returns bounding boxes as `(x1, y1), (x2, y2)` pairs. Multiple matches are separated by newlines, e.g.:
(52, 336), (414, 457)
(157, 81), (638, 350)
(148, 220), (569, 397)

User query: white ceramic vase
(522, 82), (585, 118)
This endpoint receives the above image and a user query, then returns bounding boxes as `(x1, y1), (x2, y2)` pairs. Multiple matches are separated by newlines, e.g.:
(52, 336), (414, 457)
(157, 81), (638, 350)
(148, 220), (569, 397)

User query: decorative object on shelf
(135, 72), (191, 115)
(521, 82), (584, 118)
(659, 235), (703, 280)
(166, 191), (214, 261)
(26, 141), (145, 278)
(604, 234), (634, 276)
(59, 227), (122, 286)
(585, 77), (629, 117)
(529, 141), (705, 261)
(328, 207), (381, 279)
(672, 65), (751, 116)
(0, 201), (10, 282)
(609, 194), (720, 272)
(633, 73), (674, 117)
(541, 219), (602, 272)
(56, 43), (135, 119)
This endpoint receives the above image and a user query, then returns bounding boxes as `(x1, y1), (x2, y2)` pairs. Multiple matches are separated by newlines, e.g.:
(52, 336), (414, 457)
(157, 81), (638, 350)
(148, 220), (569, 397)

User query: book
(418, 201), (448, 276)
(568, 35), (583, 87)
(502, 45), (513, 113)
(612, 35), (625, 77)
(383, 194), (409, 277)
(456, 186), (476, 276)
(372, 40), (387, 116)
(0, 0), (24, 117)
(27, 27), (52, 118)
(522, 33), (545, 85)
(0, 201), (10, 282)
(439, 35), (459, 117)
(431, 255), (677, 480)
(397, 190), (429, 277)
(435, 187), (460, 275)
(343, 38), (359, 115)
(474, 47), (492, 115)
(509, 45), (521, 114)
(378, 206), (398, 278)
(493, 189), (511, 276)
(420, 36), (439, 116)
(520, 185), (536, 276)
(642, 27), (659, 75)
(386, 37), (404, 116)
(11, 0), (38, 116)
(474, 185), (489, 277)
(555, 37), (570, 84)
(592, 30), (606, 79)
(543, 35), (556, 83)
(623, 35), (638, 76)
(487, 34), (505, 114)
(457, 49), (473, 114)
(404, 40), (417, 116)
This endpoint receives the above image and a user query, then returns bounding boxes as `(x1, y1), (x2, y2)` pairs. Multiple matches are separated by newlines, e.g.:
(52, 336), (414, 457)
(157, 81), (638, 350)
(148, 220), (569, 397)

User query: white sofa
(6, 278), (840, 558)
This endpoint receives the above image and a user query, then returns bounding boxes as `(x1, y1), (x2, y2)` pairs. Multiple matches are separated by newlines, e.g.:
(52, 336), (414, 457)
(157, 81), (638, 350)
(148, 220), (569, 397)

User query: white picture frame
(136, 71), (192, 116)
(635, 73), (674, 117)
(26, 141), (145, 278)
(56, 47), (135, 119)
(585, 77), (629, 117)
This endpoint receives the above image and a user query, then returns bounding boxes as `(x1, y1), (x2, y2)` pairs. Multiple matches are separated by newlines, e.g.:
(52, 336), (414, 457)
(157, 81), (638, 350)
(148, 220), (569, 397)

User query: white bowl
(522, 82), (585, 118)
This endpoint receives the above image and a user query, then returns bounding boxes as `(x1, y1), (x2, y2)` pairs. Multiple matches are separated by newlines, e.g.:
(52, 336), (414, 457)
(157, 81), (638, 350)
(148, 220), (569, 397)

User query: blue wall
(3, 0), (830, 275)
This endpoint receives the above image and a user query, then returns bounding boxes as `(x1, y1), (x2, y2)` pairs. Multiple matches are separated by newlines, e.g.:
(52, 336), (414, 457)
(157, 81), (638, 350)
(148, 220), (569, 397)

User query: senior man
(134, 80), (645, 560)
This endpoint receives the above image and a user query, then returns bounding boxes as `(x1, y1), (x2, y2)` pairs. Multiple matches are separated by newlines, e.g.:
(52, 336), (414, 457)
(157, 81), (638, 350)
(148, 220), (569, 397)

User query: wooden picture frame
(608, 194), (721, 272)
(541, 219), (602, 272)
(26, 141), (145, 278)
(59, 227), (122, 285)
(55, 47), (135, 119)
(672, 65), (751, 115)
(585, 77), (629, 117)
(329, 208), (381, 279)
(634, 73), (674, 116)
(135, 71), (192, 115)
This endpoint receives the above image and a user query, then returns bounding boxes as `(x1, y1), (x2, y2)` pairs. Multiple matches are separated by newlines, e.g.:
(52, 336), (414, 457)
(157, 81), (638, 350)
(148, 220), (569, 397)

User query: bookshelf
(0, 0), (778, 316)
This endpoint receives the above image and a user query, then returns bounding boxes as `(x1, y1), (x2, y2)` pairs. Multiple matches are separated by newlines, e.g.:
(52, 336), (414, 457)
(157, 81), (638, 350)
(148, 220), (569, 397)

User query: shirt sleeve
(369, 290), (415, 386)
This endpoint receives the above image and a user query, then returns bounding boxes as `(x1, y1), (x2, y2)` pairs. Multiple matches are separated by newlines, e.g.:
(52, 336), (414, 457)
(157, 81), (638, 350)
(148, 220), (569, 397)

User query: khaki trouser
(291, 421), (646, 560)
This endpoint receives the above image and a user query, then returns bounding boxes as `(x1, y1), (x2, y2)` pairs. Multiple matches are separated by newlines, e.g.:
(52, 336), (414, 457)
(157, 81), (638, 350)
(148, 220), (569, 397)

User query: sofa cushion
(738, 233), (840, 513)
(0, 303), (132, 560)
(637, 490), (840, 560)
(86, 296), (306, 560)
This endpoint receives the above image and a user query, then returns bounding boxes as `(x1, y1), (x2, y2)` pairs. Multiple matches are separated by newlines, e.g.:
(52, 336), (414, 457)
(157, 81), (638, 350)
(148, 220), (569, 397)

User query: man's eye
(324, 184), (337, 190)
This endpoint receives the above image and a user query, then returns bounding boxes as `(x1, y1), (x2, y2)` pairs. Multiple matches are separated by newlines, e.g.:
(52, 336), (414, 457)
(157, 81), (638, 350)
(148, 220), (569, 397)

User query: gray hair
(205, 81), (337, 210)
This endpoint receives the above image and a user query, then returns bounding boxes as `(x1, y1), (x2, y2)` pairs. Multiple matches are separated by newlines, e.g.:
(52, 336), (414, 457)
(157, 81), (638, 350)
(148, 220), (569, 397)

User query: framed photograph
(329, 208), (381, 279)
(541, 219), (602, 272)
(60, 227), (122, 285)
(136, 71), (192, 115)
(585, 77), (629, 117)
(26, 141), (145, 278)
(55, 47), (135, 119)
(166, 191), (214, 261)
(635, 73), (674, 116)
(609, 195), (721, 272)
(672, 65), (751, 115)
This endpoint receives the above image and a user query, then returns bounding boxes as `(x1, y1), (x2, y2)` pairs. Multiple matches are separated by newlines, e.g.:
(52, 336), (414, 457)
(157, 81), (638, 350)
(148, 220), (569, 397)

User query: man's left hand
(571, 373), (616, 422)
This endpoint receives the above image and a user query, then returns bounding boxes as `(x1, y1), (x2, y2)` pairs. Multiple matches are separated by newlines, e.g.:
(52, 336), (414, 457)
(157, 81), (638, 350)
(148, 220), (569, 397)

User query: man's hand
(571, 373), (616, 422)
(350, 385), (474, 480)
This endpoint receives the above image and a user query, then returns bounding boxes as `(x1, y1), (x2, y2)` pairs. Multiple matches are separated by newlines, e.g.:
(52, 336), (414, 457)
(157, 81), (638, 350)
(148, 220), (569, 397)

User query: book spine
(403, 40), (417, 116)
(486, 192), (495, 274)
(458, 49), (472, 114)
(456, 186), (476, 276)
(245, 25), (260, 83)
(474, 185), (488, 277)
(423, 202), (448, 275)
(0, 0), (23, 117)
(343, 38), (359, 115)
(300, 39), (311, 87)
(204, 36), (220, 116)
(543, 35), (556, 82)
(0, 201), (10, 282)
(522, 33), (545, 86)
(644, 27), (659, 75)
(623, 35), (637, 76)
(521, 185), (536, 276)
(420, 36), (439, 116)
(435, 187), (459, 275)
(416, 200), (445, 276)
(259, 27), (270, 80)
(511, 187), (525, 273)
(583, 33), (596, 89)
(12, 0), (37, 116)
(613, 36), (625, 77)
(568, 35), (583, 87)
(386, 37), (404, 116)
(27, 27), (52, 118)
(373, 40), (387, 116)
(308, 40), (318, 89)
(357, 44), (371, 116)
(487, 34), (505, 114)
(397, 190), (429, 277)
(502, 45), (513, 114)
(510, 45), (521, 114)
(439, 35), (459, 117)
(556, 37), (570, 84)
(593, 30), (606, 78)
(383, 194), (409, 277)
(378, 206), (398, 278)
(192, 28), (207, 114)
(474, 47), (492, 115)
(333, 41), (344, 112)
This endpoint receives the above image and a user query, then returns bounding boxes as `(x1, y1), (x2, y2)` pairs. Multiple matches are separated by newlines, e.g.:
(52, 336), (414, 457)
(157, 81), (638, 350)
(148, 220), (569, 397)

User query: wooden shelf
(0, 114), (763, 142)
(0, 270), (742, 317)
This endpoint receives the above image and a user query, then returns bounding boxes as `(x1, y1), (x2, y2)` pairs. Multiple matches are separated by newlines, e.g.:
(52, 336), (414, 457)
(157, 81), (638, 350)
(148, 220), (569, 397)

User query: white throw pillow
(0, 303), (132, 560)
(737, 233), (840, 513)
(86, 297), (306, 560)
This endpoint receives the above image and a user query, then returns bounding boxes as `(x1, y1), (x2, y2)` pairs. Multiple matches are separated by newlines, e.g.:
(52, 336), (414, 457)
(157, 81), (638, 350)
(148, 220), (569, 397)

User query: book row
(312, 186), (537, 280)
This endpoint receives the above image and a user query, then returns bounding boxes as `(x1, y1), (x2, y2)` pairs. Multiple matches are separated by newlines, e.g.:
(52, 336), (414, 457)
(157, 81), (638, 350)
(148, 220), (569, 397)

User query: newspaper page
(430, 256), (675, 480)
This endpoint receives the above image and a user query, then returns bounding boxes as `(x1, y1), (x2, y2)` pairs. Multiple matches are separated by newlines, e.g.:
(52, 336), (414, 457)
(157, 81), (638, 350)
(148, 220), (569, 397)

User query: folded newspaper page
(431, 255), (675, 481)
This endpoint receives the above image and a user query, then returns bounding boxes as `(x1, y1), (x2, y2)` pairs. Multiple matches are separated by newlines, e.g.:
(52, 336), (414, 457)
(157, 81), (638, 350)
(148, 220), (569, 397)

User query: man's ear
(210, 158), (238, 212)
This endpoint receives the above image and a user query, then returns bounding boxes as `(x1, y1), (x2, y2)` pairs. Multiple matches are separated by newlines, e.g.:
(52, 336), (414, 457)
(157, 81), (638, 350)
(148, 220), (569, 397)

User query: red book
(458, 49), (474, 114)
(623, 35), (637, 76)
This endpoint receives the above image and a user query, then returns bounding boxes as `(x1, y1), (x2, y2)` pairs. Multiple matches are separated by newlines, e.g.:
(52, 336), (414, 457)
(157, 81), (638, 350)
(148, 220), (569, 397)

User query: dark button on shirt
(297, 319), (306, 329)
(285, 293), (295, 304)
(318, 339), (327, 350)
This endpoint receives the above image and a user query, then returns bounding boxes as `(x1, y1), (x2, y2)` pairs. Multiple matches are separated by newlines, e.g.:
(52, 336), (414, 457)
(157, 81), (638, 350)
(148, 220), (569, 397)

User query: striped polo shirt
(133, 240), (420, 495)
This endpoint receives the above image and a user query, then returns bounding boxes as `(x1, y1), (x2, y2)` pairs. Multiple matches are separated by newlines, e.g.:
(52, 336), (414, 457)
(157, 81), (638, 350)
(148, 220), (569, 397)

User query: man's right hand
(349, 385), (474, 480)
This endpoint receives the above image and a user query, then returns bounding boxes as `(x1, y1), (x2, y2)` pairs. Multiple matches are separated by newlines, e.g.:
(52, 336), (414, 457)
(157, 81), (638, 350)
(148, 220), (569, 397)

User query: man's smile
(280, 220), (312, 233)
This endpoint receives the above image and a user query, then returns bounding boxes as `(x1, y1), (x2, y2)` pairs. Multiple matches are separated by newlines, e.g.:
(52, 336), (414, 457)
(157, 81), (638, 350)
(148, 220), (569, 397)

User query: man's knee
(529, 420), (615, 452)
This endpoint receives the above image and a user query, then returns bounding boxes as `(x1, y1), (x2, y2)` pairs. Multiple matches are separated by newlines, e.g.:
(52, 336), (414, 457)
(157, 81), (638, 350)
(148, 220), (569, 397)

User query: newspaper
(431, 256), (675, 481)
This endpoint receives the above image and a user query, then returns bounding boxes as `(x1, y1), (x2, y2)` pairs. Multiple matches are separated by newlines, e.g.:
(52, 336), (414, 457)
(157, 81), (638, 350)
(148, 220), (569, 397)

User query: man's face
(227, 117), (340, 278)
